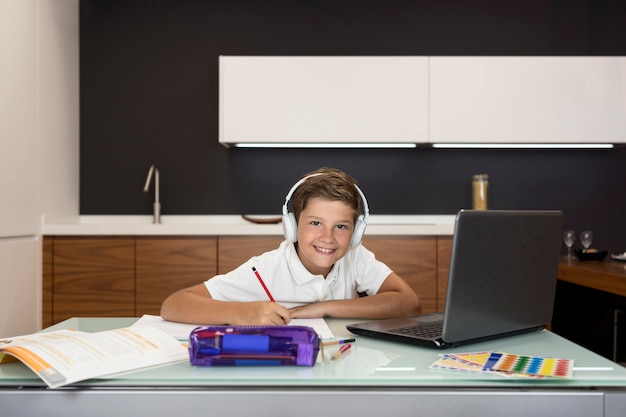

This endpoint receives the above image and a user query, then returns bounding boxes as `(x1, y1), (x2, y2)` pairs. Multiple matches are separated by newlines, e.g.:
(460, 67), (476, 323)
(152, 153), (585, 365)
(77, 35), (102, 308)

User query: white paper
(132, 314), (335, 340)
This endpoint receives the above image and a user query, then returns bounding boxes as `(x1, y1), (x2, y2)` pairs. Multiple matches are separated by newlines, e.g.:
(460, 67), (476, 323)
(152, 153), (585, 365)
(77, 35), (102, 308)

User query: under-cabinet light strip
(431, 143), (614, 149)
(233, 143), (418, 149)
(232, 142), (615, 149)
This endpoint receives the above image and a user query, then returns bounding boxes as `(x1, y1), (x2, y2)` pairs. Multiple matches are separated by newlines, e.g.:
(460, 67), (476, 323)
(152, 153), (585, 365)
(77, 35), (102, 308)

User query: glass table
(1, 317), (625, 417)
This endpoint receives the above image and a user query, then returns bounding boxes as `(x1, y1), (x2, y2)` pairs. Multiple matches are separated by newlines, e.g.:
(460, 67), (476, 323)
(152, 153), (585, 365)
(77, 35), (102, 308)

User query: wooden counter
(558, 258), (626, 297)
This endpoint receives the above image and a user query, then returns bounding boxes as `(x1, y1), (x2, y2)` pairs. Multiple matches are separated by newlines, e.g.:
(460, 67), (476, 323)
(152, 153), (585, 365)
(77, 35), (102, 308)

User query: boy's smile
(296, 197), (355, 277)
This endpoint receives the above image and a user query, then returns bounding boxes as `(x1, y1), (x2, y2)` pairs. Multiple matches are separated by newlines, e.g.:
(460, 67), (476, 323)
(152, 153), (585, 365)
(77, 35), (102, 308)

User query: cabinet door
(219, 56), (429, 145)
(362, 237), (438, 313)
(52, 238), (135, 324)
(136, 237), (218, 316)
(217, 236), (284, 275)
(430, 56), (626, 143)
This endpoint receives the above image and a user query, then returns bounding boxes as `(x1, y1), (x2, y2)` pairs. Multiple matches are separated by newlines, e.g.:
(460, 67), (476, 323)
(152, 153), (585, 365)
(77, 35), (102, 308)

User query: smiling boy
(160, 167), (421, 325)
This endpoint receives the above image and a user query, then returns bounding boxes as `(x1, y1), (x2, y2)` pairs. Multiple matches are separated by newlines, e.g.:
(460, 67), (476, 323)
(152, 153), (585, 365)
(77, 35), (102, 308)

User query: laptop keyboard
(389, 321), (443, 338)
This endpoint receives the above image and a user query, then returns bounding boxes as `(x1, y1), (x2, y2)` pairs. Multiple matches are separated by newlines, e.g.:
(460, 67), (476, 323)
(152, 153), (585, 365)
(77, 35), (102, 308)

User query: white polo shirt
(205, 240), (392, 309)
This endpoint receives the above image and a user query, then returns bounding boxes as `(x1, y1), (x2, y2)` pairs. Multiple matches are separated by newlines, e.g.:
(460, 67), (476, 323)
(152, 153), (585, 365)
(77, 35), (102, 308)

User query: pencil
(322, 338), (355, 347)
(252, 266), (275, 302)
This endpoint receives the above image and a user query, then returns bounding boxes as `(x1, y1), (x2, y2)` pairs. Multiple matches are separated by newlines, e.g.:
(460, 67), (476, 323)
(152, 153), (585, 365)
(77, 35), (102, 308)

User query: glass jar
(472, 174), (489, 210)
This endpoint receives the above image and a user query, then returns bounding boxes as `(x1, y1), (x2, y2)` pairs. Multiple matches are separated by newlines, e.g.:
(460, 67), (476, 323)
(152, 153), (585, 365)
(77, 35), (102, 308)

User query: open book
(0, 326), (188, 388)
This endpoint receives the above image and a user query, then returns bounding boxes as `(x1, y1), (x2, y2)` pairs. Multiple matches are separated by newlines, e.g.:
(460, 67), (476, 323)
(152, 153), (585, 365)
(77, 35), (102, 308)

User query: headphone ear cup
(282, 212), (298, 242)
(350, 215), (366, 248)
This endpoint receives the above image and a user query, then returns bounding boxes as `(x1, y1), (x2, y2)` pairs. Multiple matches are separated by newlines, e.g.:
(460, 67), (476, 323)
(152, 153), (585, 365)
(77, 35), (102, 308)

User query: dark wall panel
(79, 0), (626, 252)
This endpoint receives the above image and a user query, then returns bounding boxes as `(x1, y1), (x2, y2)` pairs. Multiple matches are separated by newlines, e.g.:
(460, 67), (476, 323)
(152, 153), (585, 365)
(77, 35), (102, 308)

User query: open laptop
(347, 209), (564, 349)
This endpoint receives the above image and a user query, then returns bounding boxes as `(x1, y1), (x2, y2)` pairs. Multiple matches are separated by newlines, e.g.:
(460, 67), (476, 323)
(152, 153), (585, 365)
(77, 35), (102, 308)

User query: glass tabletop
(1, 317), (625, 389)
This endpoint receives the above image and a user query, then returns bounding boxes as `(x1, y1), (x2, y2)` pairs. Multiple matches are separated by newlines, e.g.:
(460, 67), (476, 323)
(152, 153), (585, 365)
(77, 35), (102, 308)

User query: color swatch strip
(492, 353), (573, 378)
(429, 351), (574, 378)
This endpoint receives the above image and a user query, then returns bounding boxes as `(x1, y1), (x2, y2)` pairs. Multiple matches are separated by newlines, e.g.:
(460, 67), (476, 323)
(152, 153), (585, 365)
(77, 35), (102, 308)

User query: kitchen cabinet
(362, 236), (438, 313)
(43, 235), (449, 324)
(430, 56), (626, 143)
(217, 236), (284, 274)
(43, 237), (218, 325)
(219, 56), (429, 145)
(136, 237), (218, 316)
(220, 56), (625, 146)
(50, 237), (135, 324)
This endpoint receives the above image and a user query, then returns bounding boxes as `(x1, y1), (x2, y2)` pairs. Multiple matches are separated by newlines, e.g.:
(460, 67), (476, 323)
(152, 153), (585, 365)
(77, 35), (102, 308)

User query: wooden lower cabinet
(43, 236), (218, 326)
(136, 237), (217, 316)
(43, 235), (450, 325)
(363, 236), (438, 313)
(49, 237), (135, 324)
(217, 236), (284, 274)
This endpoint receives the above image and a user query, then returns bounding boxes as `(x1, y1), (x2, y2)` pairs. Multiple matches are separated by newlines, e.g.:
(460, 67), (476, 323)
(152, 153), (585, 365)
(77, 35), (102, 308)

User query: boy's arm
(289, 272), (422, 319)
(160, 283), (291, 325)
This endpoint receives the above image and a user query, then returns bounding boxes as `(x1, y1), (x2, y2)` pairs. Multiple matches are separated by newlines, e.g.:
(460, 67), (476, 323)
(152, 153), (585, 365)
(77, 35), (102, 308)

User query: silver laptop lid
(442, 209), (563, 343)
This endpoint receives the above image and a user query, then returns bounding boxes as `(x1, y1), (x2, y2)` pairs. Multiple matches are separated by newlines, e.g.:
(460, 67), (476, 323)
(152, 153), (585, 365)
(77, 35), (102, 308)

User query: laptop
(347, 209), (564, 349)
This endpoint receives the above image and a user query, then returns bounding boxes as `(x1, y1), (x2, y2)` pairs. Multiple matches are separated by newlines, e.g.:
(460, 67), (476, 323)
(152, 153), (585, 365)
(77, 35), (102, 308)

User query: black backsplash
(79, 0), (626, 252)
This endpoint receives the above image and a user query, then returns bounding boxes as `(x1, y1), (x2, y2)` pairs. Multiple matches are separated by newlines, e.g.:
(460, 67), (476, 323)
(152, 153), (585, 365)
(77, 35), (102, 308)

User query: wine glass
(563, 230), (576, 259)
(580, 230), (593, 251)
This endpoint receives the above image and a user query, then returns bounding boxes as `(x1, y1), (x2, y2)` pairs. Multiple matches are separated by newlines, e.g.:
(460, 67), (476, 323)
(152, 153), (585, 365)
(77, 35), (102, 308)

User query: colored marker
(252, 266), (275, 302)
(322, 338), (355, 347)
(330, 344), (352, 361)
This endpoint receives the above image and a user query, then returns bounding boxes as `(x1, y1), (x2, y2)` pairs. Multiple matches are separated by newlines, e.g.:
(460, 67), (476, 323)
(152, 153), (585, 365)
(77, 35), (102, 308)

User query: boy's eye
(310, 220), (321, 226)
(337, 224), (348, 230)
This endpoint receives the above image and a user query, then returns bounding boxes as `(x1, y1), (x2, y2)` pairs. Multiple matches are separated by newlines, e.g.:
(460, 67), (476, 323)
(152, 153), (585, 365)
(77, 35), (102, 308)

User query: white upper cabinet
(219, 56), (429, 145)
(429, 57), (626, 143)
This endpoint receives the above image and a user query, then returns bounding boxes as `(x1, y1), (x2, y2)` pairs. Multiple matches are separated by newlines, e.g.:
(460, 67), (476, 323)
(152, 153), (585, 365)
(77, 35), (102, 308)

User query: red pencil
(252, 266), (275, 302)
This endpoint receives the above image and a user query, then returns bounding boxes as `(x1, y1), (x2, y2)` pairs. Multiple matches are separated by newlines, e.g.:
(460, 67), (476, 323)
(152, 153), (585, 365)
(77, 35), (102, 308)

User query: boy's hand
(234, 301), (291, 325)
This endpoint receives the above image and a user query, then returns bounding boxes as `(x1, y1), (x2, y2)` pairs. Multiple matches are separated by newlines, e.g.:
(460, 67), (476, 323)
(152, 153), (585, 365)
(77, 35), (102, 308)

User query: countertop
(558, 258), (626, 297)
(41, 215), (456, 236)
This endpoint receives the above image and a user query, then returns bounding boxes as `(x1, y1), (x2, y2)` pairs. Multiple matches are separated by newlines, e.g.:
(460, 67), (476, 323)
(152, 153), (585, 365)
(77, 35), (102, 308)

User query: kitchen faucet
(143, 165), (161, 224)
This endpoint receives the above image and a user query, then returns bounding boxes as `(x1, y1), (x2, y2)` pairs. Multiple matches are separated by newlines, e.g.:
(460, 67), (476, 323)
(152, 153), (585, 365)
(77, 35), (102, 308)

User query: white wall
(0, 0), (79, 337)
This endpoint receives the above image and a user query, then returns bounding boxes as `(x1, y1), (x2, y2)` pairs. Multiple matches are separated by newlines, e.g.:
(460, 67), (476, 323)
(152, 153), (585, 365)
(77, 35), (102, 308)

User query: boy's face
(296, 197), (355, 277)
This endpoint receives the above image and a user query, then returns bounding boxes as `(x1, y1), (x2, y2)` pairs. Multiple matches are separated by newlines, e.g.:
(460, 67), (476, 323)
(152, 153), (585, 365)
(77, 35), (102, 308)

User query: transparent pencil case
(188, 325), (320, 367)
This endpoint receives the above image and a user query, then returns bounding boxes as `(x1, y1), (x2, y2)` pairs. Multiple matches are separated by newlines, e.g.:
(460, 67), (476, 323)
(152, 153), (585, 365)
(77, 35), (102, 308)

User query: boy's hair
(291, 167), (363, 224)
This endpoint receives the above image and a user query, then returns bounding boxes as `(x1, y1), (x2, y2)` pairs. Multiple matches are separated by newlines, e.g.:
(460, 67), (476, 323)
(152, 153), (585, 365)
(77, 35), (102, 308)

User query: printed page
(0, 326), (188, 388)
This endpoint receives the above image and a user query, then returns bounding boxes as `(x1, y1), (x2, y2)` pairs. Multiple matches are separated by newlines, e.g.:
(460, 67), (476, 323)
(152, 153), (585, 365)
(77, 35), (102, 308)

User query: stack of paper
(430, 351), (574, 378)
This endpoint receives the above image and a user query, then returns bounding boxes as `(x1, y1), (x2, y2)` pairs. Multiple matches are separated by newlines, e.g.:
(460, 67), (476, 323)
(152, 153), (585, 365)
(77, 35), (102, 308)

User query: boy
(160, 167), (421, 325)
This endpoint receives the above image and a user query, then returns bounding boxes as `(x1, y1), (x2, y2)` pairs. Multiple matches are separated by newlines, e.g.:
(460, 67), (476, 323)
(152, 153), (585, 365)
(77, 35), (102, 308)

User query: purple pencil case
(188, 325), (320, 367)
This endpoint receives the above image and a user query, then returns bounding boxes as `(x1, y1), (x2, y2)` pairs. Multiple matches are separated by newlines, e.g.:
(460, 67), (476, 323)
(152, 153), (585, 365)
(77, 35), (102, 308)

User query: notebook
(347, 209), (564, 349)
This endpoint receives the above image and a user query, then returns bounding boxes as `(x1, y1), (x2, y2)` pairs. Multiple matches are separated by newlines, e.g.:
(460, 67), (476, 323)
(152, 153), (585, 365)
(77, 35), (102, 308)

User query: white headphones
(281, 173), (370, 248)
